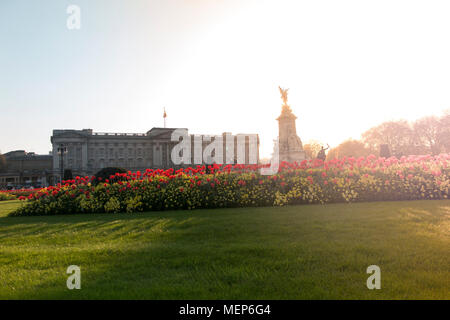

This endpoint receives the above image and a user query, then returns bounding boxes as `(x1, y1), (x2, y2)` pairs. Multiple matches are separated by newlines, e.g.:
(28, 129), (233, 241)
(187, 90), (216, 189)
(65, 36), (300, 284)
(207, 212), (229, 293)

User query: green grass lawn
(0, 199), (449, 299)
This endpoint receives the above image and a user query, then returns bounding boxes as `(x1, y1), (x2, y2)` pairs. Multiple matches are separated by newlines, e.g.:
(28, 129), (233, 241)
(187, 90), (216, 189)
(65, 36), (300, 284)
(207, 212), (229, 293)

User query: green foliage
(104, 197), (121, 213)
(0, 193), (16, 201)
(63, 169), (73, 181)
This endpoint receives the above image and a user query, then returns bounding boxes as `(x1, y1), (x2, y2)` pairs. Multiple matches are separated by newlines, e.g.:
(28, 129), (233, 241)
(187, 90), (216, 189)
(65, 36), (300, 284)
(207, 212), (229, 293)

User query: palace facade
(51, 127), (259, 179)
(0, 150), (53, 188)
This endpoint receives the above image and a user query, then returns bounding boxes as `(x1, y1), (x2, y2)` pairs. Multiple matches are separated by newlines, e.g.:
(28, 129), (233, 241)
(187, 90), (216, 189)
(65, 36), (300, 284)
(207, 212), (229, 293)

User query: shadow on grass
(2, 200), (450, 299)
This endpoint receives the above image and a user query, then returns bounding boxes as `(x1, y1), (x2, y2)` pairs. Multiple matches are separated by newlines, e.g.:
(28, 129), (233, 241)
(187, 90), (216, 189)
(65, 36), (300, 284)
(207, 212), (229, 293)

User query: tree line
(304, 110), (450, 160)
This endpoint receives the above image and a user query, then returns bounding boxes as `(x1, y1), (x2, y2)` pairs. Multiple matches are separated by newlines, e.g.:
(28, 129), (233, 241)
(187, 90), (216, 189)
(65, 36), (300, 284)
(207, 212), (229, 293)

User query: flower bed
(9, 154), (450, 216)
(0, 192), (16, 201)
(0, 188), (44, 201)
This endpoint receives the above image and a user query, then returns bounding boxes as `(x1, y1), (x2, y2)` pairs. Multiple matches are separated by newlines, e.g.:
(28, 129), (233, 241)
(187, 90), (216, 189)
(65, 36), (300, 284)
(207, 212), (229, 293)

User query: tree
(437, 110), (450, 153)
(327, 139), (372, 160)
(379, 144), (391, 158)
(303, 140), (324, 160)
(413, 116), (441, 155)
(63, 169), (73, 181)
(362, 120), (416, 157)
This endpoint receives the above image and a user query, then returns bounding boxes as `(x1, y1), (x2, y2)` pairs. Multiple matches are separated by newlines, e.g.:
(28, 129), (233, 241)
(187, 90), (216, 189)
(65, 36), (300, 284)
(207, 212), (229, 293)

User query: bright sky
(1, 0), (450, 158)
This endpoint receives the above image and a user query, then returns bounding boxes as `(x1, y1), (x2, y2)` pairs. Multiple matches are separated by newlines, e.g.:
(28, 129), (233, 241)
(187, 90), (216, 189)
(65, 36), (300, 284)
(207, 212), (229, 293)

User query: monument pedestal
(279, 150), (306, 163)
(276, 87), (306, 164)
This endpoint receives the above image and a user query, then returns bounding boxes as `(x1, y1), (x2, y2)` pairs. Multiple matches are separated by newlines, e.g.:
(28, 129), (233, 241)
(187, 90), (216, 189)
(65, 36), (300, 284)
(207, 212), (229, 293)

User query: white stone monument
(276, 87), (306, 163)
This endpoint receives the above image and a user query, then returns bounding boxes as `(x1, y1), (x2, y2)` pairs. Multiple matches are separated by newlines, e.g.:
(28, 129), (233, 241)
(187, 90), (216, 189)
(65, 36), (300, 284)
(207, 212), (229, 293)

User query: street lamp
(57, 144), (67, 183)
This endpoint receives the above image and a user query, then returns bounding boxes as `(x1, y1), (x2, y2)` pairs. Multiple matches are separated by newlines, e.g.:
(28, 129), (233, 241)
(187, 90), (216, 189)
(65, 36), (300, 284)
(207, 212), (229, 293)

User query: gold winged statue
(278, 86), (289, 105)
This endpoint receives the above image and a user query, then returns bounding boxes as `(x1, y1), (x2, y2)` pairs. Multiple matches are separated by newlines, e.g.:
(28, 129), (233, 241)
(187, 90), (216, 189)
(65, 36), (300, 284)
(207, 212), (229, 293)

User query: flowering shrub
(0, 192), (16, 201)
(9, 154), (450, 216)
(1, 189), (43, 198)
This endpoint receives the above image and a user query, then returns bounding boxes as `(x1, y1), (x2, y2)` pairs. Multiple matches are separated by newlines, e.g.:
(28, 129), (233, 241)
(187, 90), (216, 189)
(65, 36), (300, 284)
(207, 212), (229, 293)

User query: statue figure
(316, 144), (330, 161)
(279, 86), (289, 105)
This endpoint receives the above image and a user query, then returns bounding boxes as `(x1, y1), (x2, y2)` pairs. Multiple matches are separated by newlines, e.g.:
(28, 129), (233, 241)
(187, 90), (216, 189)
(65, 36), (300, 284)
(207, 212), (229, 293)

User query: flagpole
(163, 107), (167, 128)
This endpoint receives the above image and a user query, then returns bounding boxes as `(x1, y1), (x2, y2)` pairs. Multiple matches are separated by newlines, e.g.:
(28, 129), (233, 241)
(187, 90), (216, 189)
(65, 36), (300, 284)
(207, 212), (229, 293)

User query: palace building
(51, 128), (259, 179)
(0, 150), (53, 188)
(1, 87), (305, 189)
